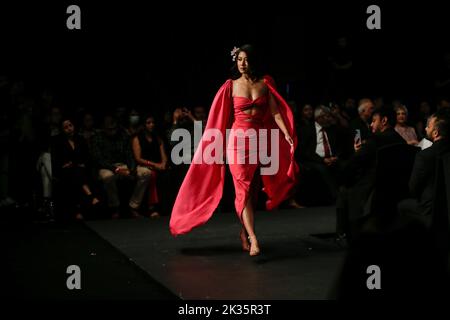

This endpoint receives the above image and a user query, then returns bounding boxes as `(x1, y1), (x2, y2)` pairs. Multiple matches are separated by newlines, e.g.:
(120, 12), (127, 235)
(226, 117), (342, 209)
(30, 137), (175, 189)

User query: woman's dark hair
(230, 44), (264, 81)
(142, 113), (158, 138)
(143, 113), (155, 123)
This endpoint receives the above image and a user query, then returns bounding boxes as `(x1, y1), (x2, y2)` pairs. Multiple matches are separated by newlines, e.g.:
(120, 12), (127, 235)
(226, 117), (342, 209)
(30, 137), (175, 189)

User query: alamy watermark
(366, 265), (381, 290)
(66, 265), (81, 290)
(366, 5), (381, 30)
(66, 5), (81, 30)
(170, 121), (281, 175)
(66, 5), (380, 31)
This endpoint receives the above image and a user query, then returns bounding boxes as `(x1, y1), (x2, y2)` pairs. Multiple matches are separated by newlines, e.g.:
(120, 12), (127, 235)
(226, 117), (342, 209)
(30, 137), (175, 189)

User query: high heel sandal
(75, 212), (84, 220)
(87, 194), (100, 207)
(248, 236), (260, 256)
(240, 228), (250, 252)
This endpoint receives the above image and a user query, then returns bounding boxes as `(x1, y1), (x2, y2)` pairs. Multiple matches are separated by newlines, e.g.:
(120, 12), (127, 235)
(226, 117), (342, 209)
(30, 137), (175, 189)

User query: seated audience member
(130, 114), (168, 218)
(336, 107), (406, 240)
(125, 108), (144, 137)
(298, 103), (314, 127)
(35, 106), (64, 214)
(330, 103), (350, 128)
(192, 105), (208, 128)
(350, 98), (374, 143)
(398, 110), (450, 225)
(52, 118), (100, 220)
(342, 97), (358, 121)
(394, 104), (419, 146)
(436, 97), (450, 111)
(165, 107), (197, 210)
(297, 105), (345, 204)
(414, 101), (433, 140)
(78, 111), (99, 148)
(91, 115), (136, 219)
(166, 107), (196, 154)
(0, 100), (15, 208)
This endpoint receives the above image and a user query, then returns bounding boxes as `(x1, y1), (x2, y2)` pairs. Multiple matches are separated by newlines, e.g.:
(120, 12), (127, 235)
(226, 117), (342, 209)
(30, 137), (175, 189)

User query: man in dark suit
(398, 110), (450, 224)
(336, 107), (406, 239)
(297, 105), (347, 204)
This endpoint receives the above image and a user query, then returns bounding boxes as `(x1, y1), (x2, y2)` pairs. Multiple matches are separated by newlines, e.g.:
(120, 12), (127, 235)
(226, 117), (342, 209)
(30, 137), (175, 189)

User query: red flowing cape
(169, 75), (299, 236)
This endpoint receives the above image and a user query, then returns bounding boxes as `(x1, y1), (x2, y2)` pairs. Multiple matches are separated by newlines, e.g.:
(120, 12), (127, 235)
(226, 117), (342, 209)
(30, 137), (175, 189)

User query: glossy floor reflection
(87, 206), (347, 299)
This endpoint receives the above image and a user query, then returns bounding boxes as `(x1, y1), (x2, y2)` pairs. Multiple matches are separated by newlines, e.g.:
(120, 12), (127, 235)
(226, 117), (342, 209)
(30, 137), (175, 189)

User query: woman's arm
(159, 137), (168, 170)
(131, 136), (159, 169)
(268, 92), (294, 146)
(407, 126), (419, 145)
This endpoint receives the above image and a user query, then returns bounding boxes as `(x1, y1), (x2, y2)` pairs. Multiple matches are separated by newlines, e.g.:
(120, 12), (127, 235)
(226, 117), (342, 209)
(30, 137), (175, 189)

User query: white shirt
(315, 122), (332, 158)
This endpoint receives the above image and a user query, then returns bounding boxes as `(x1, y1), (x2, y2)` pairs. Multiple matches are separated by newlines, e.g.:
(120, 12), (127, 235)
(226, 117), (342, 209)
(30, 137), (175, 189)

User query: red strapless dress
(170, 76), (299, 236)
(227, 95), (268, 217)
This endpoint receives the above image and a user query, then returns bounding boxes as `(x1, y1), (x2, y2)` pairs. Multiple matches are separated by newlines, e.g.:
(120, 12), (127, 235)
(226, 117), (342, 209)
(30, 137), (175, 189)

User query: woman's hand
(159, 161), (168, 170)
(116, 167), (131, 176)
(153, 162), (167, 171)
(285, 134), (294, 147)
(354, 140), (362, 152)
(62, 161), (73, 169)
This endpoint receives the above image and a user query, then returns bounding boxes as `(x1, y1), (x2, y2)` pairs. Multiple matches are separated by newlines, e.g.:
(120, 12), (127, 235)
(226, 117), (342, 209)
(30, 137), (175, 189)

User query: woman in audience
(394, 104), (419, 146)
(130, 114), (168, 218)
(52, 117), (100, 220)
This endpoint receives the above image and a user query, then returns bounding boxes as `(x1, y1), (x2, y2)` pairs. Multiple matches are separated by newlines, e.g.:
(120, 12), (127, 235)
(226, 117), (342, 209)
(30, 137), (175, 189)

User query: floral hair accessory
(230, 46), (239, 61)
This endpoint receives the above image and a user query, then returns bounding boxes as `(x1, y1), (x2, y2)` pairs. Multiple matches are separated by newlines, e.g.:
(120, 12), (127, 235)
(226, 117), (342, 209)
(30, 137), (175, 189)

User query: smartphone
(354, 129), (361, 144)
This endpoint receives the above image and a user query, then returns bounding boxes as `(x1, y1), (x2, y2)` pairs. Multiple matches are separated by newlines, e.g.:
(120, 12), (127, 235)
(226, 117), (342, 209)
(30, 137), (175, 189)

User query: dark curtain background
(0, 1), (448, 116)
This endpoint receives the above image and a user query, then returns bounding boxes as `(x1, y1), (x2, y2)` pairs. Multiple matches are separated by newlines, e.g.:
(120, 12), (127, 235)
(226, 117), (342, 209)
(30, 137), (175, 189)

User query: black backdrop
(1, 1), (448, 116)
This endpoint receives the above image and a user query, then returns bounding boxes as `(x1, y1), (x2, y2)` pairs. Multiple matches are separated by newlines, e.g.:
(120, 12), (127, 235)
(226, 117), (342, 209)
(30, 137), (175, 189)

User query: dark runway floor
(86, 206), (347, 299)
(5, 205), (447, 300)
(2, 213), (177, 300)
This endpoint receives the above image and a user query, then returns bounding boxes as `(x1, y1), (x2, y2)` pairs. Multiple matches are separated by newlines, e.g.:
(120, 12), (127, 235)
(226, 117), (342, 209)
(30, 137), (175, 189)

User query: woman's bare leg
(240, 226), (250, 251)
(242, 197), (260, 256)
(82, 184), (99, 205)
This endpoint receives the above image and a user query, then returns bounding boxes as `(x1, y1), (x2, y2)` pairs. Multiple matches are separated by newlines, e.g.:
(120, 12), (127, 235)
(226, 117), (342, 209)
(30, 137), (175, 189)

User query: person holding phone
(336, 107), (406, 240)
(350, 98), (375, 147)
(353, 128), (362, 151)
